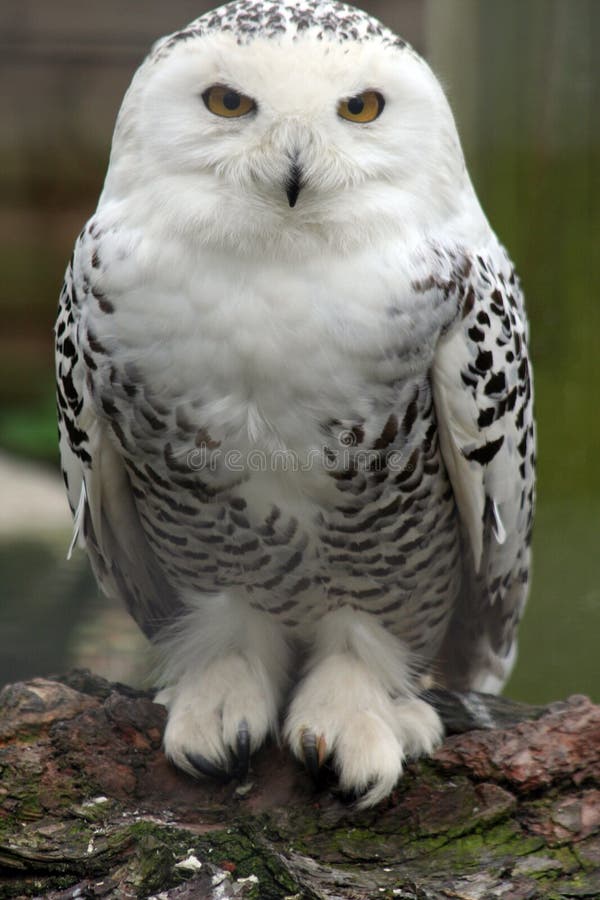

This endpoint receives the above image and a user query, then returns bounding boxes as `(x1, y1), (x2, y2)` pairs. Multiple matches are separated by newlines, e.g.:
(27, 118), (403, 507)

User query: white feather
(56, 2), (534, 808)
(67, 482), (86, 560)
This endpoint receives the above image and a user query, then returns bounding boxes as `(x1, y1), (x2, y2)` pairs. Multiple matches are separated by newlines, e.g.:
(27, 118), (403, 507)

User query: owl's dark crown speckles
(152, 0), (407, 57)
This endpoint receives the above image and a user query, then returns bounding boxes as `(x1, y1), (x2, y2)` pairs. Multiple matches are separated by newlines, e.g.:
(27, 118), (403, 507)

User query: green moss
(193, 825), (305, 900)
(537, 870), (600, 897)
(543, 847), (580, 875)
(101, 821), (195, 896)
(510, 847), (579, 880)
(133, 827), (188, 894)
(71, 797), (114, 824)
(16, 796), (44, 822)
(0, 795), (593, 900)
(109, 820), (304, 899)
(0, 874), (82, 899)
(401, 821), (545, 880)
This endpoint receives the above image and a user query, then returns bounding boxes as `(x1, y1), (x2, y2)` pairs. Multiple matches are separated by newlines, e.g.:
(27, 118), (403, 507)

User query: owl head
(101, 1), (472, 254)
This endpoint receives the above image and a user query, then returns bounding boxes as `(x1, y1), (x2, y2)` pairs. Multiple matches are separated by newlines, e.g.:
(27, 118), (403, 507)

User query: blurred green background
(0, 0), (598, 700)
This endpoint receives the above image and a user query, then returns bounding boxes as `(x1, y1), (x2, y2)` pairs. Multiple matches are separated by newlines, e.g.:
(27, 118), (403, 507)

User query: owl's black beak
(285, 162), (303, 208)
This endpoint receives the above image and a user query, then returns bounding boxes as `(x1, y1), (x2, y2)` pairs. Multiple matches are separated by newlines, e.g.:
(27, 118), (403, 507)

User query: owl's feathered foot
(157, 651), (278, 784)
(285, 655), (442, 807)
(154, 599), (290, 785)
(283, 609), (444, 808)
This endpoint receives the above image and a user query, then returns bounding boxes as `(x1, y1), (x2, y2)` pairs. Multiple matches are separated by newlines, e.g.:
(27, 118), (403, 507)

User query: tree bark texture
(0, 670), (599, 899)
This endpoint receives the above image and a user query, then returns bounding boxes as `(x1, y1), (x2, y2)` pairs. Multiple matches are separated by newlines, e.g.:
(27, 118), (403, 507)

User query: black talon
(301, 731), (322, 784)
(231, 719), (250, 780)
(185, 751), (232, 784)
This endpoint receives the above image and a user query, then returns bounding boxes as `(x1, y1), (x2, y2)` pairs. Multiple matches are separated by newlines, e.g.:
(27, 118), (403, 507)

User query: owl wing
(431, 244), (535, 692)
(55, 231), (183, 638)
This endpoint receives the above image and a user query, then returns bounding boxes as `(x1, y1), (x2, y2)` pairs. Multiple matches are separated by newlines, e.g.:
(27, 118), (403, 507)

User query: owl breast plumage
(55, 0), (535, 806)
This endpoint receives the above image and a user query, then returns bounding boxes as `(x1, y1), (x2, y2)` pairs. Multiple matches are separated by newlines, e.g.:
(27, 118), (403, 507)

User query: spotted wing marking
(433, 248), (534, 572)
(431, 244), (535, 688)
(55, 225), (183, 638)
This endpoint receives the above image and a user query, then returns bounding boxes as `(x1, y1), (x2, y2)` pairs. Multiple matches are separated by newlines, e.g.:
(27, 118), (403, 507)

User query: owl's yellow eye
(338, 91), (385, 124)
(202, 84), (256, 118)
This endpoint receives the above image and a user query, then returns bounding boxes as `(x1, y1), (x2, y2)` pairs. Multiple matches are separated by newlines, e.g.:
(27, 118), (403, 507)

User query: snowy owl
(55, 0), (535, 807)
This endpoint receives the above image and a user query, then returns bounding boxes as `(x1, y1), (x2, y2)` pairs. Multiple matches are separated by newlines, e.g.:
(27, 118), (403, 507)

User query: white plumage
(56, 0), (535, 807)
